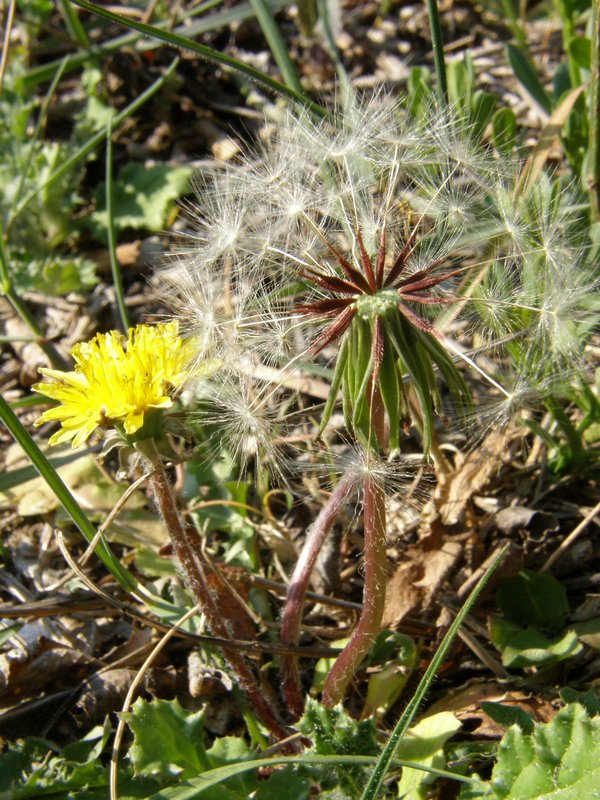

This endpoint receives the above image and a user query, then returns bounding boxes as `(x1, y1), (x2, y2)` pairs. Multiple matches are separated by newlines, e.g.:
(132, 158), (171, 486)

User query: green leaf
(395, 712), (461, 800)
(568, 36), (591, 70)
(252, 768), (311, 800)
(496, 570), (569, 631)
(363, 631), (417, 718)
(506, 44), (552, 114)
(297, 700), (379, 758)
(296, 700), (379, 794)
(471, 90), (497, 140)
(10, 254), (97, 295)
(480, 701), (535, 734)
(447, 58), (473, 113)
(123, 697), (211, 781)
(559, 689), (600, 716)
(490, 616), (582, 667)
(0, 725), (160, 799)
(90, 163), (192, 237)
(461, 703), (600, 798)
(124, 699), (312, 800)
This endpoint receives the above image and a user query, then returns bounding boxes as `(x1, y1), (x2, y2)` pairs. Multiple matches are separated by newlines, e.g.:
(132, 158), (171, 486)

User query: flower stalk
(136, 437), (290, 741)
(322, 471), (387, 707)
(281, 472), (356, 718)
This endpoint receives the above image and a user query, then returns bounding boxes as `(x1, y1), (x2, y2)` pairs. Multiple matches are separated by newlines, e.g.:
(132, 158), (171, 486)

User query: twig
(540, 499), (600, 573)
(110, 603), (201, 800)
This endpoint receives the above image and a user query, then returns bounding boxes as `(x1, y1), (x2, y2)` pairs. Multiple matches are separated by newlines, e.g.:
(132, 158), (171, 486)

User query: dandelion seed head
(156, 90), (596, 469)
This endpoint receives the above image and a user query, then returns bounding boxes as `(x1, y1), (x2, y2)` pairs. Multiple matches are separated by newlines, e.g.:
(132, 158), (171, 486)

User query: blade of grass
(0, 0), (16, 91)
(105, 118), (130, 331)
(506, 43), (552, 114)
(589, 0), (600, 220)
(316, 0), (353, 100)
(144, 754), (478, 800)
(58, 0), (92, 49)
(0, 394), (137, 591)
(249, 0), (303, 94)
(359, 544), (509, 800)
(70, 0), (326, 117)
(10, 57), (180, 227)
(426, 0), (448, 104)
(23, 0), (290, 89)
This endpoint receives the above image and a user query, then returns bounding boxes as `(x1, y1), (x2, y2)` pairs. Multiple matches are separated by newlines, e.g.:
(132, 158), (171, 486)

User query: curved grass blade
(360, 544), (509, 800)
(0, 394), (137, 591)
(70, 0), (326, 118)
(23, 0), (290, 89)
(145, 753), (477, 799)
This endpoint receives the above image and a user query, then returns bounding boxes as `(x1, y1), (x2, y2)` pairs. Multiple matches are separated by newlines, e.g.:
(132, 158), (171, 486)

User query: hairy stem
(322, 472), (387, 707)
(136, 438), (289, 741)
(280, 473), (355, 718)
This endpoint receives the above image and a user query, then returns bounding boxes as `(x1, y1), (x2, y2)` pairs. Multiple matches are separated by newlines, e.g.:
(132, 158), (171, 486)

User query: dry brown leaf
(427, 682), (557, 737)
(382, 529), (463, 628)
(436, 428), (516, 525)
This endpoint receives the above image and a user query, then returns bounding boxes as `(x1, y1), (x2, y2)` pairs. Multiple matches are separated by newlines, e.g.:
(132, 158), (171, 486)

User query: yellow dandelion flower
(33, 322), (194, 448)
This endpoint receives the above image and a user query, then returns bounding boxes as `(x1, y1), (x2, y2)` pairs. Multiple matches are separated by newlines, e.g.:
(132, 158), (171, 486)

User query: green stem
(322, 473), (387, 706)
(105, 121), (131, 331)
(426, 0), (448, 105)
(135, 438), (290, 741)
(589, 0), (600, 220)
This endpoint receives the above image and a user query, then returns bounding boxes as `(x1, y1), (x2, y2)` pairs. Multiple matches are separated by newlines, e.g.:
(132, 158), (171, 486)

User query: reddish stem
(322, 473), (387, 706)
(280, 473), (355, 719)
(137, 439), (289, 741)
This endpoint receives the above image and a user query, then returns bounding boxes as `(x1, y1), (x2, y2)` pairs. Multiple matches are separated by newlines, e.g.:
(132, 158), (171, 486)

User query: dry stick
(322, 473), (387, 707)
(280, 472), (356, 718)
(540, 499), (600, 574)
(135, 438), (290, 741)
(109, 602), (200, 800)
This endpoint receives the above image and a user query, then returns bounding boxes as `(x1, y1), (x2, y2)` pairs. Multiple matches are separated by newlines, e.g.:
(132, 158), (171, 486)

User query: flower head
(33, 322), (193, 448)
(160, 94), (597, 465)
